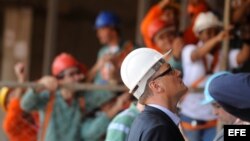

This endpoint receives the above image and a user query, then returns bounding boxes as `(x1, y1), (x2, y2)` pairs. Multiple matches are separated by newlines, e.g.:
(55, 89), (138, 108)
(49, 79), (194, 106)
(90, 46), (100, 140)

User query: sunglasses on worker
(152, 65), (174, 80)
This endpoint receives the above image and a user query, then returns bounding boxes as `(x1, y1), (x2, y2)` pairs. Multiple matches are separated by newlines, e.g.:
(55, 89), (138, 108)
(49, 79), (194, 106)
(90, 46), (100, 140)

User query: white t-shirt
(180, 42), (240, 120)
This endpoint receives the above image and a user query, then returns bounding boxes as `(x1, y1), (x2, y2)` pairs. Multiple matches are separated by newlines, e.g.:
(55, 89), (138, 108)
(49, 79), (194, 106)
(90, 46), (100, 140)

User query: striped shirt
(105, 103), (140, 141)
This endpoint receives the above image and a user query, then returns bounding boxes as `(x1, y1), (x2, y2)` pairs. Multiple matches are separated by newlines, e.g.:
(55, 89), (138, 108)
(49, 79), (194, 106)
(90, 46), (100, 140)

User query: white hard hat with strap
(120, 48), (171, 99)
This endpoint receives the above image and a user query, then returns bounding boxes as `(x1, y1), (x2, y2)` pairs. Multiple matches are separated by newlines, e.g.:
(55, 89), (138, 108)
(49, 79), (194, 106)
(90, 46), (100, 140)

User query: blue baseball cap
(208, 73), (250, 121)
(201, 71), (231, 105)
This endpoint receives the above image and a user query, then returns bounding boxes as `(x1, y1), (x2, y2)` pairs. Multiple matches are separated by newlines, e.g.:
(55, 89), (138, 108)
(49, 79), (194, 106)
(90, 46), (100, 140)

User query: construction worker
(140, 0), (179, 52)
(180, 11), (250, 141)
(85, 14), (135, 132)
(85, 11), (135, 139)
(21, 53), (126, 141)
(120, 48), (188, 141)
(82, 11), (134, 140)
(87, 11), (135, 85)
(147, 18), (183, 73)
(20, 53), (120, 141)
(20, 53), (87, 141)
(140, 0), (184, 73)
(105, 96), (144, 141)
(1, 62), (38, 141)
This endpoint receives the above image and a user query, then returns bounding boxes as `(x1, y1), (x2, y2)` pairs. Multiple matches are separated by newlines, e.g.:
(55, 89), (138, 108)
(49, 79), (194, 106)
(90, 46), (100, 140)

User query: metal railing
(0, 81), (204, 93)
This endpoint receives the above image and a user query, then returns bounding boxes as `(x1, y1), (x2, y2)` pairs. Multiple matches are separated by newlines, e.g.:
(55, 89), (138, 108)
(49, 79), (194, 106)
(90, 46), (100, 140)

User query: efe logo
(228, 129), (246, 136)
(224, 125), (250, 141)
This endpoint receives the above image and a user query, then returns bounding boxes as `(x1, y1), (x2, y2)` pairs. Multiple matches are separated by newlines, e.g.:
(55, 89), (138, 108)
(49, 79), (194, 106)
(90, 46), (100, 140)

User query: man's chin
(179, 82), (188, 93)
(178, 86), (188, 97)
(183, 86), (188, 93)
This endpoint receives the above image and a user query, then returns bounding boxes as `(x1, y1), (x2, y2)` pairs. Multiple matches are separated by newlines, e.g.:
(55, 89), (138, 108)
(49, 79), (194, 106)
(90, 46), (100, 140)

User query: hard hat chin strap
(133, 60), (164, 99)
(133, 69), (156, 99)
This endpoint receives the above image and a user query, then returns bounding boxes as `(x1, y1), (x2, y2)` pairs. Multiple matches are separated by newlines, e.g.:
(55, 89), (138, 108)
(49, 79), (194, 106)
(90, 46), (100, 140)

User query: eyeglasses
(152, 65), (174, 80)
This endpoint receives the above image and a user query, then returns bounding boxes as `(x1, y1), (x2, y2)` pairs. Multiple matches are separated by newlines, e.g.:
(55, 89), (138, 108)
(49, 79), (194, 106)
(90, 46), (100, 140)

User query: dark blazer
(127, 105), (185, 141)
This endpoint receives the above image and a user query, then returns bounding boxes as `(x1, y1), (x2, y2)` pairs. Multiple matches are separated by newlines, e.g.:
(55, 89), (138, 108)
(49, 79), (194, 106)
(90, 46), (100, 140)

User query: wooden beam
(220, 0), (230, 71)
(43, 0), (58, 75)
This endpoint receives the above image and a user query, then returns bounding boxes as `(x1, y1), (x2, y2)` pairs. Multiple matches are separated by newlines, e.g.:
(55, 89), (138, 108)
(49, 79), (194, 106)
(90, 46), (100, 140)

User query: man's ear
(148, 80), (163, 93)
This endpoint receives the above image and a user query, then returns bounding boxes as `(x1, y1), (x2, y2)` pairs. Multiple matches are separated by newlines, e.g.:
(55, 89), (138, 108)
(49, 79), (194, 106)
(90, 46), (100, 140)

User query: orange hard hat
(52, 53), (80, 76)
(147, 18), (173, 40)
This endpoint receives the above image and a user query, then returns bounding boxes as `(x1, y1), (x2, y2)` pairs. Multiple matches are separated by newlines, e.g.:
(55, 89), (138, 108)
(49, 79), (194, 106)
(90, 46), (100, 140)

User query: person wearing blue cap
(82, 11), (136, 141)
(202, 72), (250, 141)
(204, 72), (250, 122)
(87, 11), (135, 85)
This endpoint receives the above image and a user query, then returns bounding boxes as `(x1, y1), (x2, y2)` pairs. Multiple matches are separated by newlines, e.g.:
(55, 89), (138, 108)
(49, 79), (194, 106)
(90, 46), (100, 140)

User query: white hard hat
(193, 12), (222, 36)
(120, 48), (171, 99)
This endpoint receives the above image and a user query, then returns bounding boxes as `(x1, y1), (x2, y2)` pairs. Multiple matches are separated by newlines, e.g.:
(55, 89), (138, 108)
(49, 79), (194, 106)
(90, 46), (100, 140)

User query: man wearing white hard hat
(180, 11), (250, 141)
(120, 48), (187, 141)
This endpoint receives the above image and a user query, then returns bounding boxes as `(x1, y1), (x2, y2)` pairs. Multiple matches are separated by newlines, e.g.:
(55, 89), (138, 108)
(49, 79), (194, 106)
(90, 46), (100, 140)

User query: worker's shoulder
(134, 108), (166, 127)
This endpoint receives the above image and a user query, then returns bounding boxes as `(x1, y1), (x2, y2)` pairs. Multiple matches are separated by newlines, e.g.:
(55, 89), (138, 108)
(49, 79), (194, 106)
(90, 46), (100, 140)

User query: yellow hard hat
(0, 87), (11, 111)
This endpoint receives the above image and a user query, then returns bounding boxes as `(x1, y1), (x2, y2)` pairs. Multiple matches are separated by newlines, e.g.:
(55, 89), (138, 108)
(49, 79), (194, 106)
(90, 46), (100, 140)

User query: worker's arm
(21, 89), (50, 112)
(191, 29), (229, 62)
(86, 49), (112, 82)
(21, 76), (58, 112)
